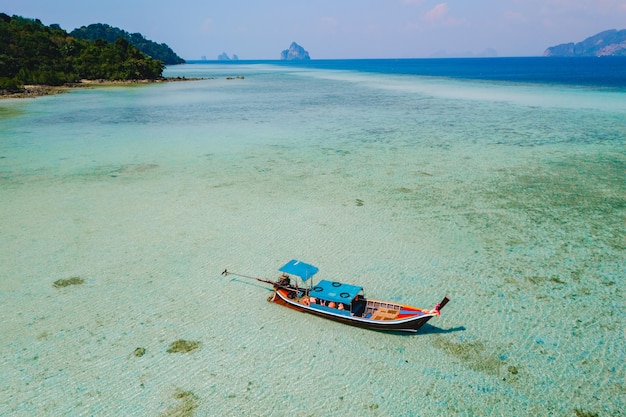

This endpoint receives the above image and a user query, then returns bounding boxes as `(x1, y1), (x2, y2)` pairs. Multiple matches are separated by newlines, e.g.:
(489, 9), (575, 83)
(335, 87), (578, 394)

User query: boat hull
(273, 289), (437, 333)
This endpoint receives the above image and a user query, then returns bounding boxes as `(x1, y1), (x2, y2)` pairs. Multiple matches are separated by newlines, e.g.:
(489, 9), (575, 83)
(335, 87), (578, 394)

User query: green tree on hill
(0, 14), (164, 93)
(74, 37), (164, 80)
(70, 23), (185, 65)
(0, 14), (74, 89)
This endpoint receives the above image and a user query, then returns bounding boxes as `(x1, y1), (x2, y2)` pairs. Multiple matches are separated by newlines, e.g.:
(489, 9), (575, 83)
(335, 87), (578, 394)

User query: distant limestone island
(281, 42), (310, 60)
(217, 52), (239, 61)
(544, 29), (626, 57)
(213, 42), (311, 61)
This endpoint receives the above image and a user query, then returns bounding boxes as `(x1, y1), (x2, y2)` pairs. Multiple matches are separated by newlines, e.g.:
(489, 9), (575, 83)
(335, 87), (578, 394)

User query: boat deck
(364, 300), (401, 319)
(299, 295), (428, 321)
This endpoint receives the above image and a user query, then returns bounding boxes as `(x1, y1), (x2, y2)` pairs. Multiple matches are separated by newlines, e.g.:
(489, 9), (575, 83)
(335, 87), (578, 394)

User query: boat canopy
(310, 280), (363, 304)
(279, 260), (319, 281)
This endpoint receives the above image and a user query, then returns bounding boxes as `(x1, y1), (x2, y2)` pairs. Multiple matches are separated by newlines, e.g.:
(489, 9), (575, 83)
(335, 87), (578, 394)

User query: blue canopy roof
(279, 260), (319, 281)
(309, 279), (363, 304)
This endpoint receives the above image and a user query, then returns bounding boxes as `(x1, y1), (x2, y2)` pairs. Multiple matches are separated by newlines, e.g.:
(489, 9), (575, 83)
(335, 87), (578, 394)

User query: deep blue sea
(190, 56), (626, 88)
(1, 57), (624, 416)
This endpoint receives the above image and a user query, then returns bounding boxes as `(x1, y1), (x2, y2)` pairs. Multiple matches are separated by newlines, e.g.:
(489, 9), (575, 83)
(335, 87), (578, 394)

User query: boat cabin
(278, 260), (368, 316)
(307, 279), (366, 316)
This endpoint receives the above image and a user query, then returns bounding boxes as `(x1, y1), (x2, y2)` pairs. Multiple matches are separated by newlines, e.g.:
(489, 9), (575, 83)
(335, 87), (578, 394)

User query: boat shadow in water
(416, 323), (466, 335)
(386, 324), (467, 337)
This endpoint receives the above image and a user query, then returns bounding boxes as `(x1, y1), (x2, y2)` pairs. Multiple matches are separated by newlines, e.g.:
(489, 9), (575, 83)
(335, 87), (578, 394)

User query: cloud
(201, 17), (214, 33)
(423, 3), (449, 22)
(503, 10), (525, 23)
(539, 0), (626, 15)
(402, 0), (425, 4)
(316, 16), (341, 37)
(320, 16), (339, 30)
(421, 3), (466, 26)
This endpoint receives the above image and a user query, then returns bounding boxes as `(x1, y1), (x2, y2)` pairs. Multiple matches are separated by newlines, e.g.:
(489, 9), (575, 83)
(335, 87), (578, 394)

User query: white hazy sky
(4, 0), (626, 59)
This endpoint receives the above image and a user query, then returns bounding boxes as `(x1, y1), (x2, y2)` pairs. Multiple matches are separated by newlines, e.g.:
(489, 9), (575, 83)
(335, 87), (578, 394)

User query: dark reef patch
(53, 276), (85, 288)
(159, 389), (199, 417)
(433, 336), (508, 376)
(133, 347), (146, 357)
(167, 339), (201, 353)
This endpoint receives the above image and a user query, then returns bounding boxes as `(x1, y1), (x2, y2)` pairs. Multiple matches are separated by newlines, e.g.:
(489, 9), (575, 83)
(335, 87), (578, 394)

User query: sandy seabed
(0, 64), (624, 416)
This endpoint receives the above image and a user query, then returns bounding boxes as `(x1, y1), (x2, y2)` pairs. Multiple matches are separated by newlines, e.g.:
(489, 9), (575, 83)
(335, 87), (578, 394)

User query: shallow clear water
(1, 63), (624, 416)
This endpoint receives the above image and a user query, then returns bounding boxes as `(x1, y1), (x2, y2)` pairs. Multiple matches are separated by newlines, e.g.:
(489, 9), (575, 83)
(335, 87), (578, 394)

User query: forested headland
(0, 14), (177, 95)
(70, 23), (185, 65)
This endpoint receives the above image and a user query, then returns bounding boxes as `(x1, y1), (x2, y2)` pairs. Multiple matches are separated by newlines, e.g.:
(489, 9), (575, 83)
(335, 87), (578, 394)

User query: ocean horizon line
(176, 57), (626, 89)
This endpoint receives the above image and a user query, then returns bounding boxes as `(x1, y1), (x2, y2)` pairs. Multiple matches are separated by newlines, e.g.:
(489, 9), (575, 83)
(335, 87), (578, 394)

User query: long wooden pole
(221, 269), (307, 297)
(221, 269), (275, 285)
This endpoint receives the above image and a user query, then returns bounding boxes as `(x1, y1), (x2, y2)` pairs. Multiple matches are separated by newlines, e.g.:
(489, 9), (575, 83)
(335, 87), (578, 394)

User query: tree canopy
(70, 23), (185, 65)
(0, 14), (165, 92)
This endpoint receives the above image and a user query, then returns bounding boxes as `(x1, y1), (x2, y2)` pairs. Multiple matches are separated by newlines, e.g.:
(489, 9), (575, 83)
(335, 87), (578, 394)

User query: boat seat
(371, 308), (399, 320)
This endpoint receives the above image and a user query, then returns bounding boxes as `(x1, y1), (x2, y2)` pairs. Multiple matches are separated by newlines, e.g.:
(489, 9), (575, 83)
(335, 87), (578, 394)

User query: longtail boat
(222, 259), (449, 333)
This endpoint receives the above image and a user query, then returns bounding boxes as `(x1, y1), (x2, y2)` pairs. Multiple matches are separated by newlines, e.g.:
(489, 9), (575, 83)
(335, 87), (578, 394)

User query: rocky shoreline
(0, 77), (207, 99)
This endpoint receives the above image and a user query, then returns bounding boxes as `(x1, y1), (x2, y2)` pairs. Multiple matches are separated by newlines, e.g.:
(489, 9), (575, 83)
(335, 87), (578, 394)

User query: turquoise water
(1, 63), (624, 416)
